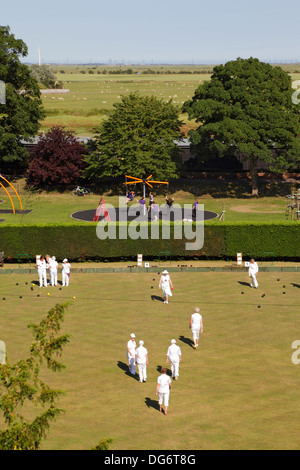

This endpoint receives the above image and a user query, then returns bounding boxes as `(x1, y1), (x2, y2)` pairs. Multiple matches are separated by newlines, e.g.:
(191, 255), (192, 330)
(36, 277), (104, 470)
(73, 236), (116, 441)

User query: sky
(2, 0), (300, 65)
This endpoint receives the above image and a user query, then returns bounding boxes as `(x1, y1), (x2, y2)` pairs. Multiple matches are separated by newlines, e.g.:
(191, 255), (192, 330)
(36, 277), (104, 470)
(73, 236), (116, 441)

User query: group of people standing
(36, 255), (71, 288)
(126, 306), (204, 415)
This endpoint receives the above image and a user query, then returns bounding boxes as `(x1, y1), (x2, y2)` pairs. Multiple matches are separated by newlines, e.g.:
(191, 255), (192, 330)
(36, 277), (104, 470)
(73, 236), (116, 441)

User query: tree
(0, 26), (45, 171)
(30, 64), (61, 89)
(26, 126), (89, 188)
(83, 92), (183, 181)
(183, 57), (300, 196)
(0, 303), (70, 450)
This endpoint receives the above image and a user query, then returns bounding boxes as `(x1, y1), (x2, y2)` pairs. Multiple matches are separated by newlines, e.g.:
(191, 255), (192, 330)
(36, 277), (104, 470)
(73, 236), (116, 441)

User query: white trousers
(192, 327), (200, 341)
(158, 391), (170, 406)
(250, 274), (258, 288)
(50, 270), (57, 286)
(169, 358), (179, 378)
(137, 362), (147, 382)
(38, 270), (47, 287)
(128, 356), (136, 375)
(62, 272), (69, 286)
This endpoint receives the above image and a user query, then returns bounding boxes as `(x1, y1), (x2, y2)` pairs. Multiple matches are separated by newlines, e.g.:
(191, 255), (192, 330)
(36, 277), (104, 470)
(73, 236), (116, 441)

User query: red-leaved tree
(26, 126), (89, 188)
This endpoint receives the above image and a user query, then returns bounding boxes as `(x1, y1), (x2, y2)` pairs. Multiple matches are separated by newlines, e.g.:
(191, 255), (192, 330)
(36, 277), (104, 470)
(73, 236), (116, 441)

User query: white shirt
(37, 259), (46, 272)
(191, 313), (202, 328)
(157, 374), (172, 393)
(50, 260), (58, 272)
(167, 344), (181, 360)
(62, 262), (71, 274)
(249, 262), (258, 276)
(127, 339), (136, 357)
(161, 274), (170, 287)
(135, 346), (148, 364)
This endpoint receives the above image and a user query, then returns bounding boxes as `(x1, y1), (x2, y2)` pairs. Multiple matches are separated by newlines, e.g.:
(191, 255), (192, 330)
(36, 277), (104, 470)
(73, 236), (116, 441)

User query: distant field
(1, 270), (300, 450)
(39, 64), (300, 136)
(41, 71), (209, 136)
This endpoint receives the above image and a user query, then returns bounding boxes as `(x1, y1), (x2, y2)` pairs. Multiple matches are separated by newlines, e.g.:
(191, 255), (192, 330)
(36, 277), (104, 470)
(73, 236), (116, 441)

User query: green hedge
(0, 222), (299, 261)
(224, 223), (300, 259)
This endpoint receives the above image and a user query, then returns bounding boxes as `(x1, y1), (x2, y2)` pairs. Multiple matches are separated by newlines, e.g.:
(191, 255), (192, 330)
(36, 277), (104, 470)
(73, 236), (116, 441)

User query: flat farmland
(41, 71), (210, 135)
(40, 64), (300, 136)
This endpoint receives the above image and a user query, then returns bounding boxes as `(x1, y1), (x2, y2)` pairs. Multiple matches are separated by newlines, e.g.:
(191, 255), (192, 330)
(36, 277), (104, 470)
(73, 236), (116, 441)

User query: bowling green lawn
(0, 269), (300, 450)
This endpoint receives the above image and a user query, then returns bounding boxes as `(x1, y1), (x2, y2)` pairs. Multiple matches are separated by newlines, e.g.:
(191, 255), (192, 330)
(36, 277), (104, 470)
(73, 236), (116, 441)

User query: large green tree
(83, 92), (183, 181)
(183, 57), (300, 195)
(0, 303), (70, 450)
(30, 64), (59, 89)
(0, 26), (45, 171)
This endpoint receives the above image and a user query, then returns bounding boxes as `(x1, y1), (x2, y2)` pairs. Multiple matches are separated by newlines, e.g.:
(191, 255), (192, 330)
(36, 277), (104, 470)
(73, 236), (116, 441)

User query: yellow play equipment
(0, 174), (23, 214)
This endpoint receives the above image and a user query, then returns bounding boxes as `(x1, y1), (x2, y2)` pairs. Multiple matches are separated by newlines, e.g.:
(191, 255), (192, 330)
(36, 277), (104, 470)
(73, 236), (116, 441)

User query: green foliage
(0, 222), (299, 261)
(183, 58), (300, 195)
(26, 126), (88, 188)
(224, 222), (300, 258)
(29, 64), (58, 89)
(0, 303), (70, 450)
(0, 26), (45, 170)
(83, 92), (183, 181)
(92, 438), (113, 450)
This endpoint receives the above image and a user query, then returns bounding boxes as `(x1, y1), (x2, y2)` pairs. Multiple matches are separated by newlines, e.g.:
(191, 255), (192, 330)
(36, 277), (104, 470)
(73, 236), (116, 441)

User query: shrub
(26, 126), (89, 188)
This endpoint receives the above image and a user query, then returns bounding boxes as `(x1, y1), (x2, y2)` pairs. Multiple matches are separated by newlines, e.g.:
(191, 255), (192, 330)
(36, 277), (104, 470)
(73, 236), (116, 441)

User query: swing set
(125, 174), (169, 215)
(0, 174), (23, 214)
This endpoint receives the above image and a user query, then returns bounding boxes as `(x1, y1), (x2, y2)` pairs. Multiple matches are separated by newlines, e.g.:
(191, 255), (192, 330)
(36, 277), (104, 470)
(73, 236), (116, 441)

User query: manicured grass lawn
(0, 178), (298, 225)
(1, 270), (300, 449)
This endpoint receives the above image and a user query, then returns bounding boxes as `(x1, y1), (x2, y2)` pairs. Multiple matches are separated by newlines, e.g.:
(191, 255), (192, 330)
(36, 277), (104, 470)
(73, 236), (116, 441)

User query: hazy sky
(2, 0), (300, 64)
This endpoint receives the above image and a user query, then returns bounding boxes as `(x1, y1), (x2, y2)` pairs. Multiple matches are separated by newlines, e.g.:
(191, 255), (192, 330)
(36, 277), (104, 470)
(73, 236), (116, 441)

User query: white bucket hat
(162, 270), (168, 274)
(171, 339), (176, 344)
(130, 333), (136, 338)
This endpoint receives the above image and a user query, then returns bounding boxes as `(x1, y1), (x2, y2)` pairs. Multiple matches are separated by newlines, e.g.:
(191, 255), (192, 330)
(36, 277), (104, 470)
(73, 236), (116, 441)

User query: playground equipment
(93, 197), (111, 222)
(0, 174), (23, 214)
(218, 203), (226, 222)
(125, 175), (169, 216)
(285, 190), (300, 220)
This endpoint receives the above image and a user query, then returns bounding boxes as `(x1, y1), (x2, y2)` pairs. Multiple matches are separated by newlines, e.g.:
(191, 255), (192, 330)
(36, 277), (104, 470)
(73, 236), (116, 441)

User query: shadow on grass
(291, 283), (300, 289)
(145, 397), (160, 412)
(238, 281), (251, 288)
(156, 365), (172, 377)
(151, 295), (164, 302)
(179, 335), (194, 349)
(117, 361), (139, 381)
(31, 279), (63, 287)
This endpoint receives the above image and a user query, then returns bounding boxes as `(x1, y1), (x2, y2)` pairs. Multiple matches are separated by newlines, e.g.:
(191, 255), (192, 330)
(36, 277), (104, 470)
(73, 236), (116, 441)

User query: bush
(0, 222), (299, 262)
(26, 126), (89, 188)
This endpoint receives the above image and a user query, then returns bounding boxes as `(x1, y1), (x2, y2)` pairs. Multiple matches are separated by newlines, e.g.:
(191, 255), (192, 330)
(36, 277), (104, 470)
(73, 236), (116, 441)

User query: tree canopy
(83, 92), (183, 181)
(0, 303), (70, 450)
(26, 126), (88, 188)
(30, 64), (60, 89)
(0, 26), (45, 171)
(183, 57), (300, 195)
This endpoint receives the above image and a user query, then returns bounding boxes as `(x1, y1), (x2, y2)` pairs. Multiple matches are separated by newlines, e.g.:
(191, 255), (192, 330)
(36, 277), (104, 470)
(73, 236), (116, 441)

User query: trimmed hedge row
(0, 222), (299, 261)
